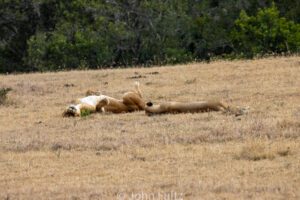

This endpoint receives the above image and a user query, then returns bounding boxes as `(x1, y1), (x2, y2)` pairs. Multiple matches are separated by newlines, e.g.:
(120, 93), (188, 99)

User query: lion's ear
(146, 102), (153, 107)
(86, 90), (101, 96)
(62, 111), (67, 117)
(62, 110), (71, 117)
(85, 90), (93, 96)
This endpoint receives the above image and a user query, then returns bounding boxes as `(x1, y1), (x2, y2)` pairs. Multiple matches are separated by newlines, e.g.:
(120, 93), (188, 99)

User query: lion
(144, 100), (248, 116)
(63, 82), (145, 117)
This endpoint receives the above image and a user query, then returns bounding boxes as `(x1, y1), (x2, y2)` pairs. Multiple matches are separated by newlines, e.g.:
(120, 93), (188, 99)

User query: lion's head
(62, 105), (80, 117)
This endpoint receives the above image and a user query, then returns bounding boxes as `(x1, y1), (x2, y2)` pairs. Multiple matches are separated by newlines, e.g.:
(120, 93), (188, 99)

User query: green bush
(165, 48), (193, 64)
(0, 88), (12, 105)
(231, 4), (300, 57)
(26, 23), (115, 71)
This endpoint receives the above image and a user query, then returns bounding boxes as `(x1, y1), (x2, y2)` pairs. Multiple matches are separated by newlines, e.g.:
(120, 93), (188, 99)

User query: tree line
(0, 0), (300, 73)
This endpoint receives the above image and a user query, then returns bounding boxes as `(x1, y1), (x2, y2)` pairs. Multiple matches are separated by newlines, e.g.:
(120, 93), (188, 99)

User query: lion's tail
(220, 101), (249, 116)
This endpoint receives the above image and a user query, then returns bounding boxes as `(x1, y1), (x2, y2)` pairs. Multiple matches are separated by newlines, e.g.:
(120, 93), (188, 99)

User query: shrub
(0, 88), (12, 105)
(26, 23), (115, 71)
(231, 4), (300, 57)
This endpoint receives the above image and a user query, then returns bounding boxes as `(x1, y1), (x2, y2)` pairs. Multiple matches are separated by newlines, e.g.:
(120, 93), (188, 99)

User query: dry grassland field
(0, 56), (300, 200)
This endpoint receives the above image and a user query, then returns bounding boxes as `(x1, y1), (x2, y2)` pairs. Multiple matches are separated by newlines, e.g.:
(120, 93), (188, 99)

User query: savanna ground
(0, 56), (299, 199)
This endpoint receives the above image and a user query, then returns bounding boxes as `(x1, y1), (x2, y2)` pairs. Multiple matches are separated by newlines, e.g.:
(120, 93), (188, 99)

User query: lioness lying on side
(63, 82), (145, 117)
(145, 100), (248, 116)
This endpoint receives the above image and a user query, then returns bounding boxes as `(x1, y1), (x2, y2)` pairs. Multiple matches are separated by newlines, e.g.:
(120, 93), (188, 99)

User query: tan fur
(63, 82), (145, 117)
(145, 100), (248, 116)
(95, 93), (145, 114)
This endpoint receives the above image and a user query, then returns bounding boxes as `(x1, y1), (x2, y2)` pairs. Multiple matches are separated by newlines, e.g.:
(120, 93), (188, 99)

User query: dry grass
(0, 56), (299, 199)
(235, 139), (293, 161)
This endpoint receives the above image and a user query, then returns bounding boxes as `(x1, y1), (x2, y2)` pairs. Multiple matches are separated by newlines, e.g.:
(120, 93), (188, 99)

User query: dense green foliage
(231, 4), (300, 57)
(0, 0), (300, 73)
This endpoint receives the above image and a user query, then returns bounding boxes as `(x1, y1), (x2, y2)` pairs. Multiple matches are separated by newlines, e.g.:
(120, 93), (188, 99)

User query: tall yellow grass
(0, 56), (299, 199)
